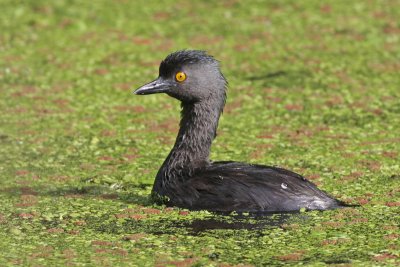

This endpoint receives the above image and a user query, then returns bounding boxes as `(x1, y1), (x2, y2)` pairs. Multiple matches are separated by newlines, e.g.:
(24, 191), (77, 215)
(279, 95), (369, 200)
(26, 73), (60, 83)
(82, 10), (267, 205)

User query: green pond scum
(0, 0), (399, 266)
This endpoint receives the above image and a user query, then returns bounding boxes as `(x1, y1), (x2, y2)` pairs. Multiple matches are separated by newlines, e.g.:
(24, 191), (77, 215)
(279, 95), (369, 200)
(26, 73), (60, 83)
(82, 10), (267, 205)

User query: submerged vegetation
(0, 0), (399, 266)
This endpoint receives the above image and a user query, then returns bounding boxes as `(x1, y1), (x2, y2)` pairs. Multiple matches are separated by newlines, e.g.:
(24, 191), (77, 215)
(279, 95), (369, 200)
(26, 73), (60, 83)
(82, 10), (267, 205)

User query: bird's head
(134, 50), (227, 103)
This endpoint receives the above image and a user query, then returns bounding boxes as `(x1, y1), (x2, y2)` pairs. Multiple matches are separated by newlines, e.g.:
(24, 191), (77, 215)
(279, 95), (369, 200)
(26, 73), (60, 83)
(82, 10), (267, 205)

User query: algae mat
(0, 0), (399, 266)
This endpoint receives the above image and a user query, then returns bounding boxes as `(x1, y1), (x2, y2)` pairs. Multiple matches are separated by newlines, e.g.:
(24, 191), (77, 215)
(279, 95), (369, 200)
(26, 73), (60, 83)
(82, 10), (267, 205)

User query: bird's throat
(153, 98), (224, 190)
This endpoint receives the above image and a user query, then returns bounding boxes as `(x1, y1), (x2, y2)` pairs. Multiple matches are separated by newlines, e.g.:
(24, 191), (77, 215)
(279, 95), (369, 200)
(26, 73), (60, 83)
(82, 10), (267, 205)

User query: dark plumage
(134, 50), (346, 212)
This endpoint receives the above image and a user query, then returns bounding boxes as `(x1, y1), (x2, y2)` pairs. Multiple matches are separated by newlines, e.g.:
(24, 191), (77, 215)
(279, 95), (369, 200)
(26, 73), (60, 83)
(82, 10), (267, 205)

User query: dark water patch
(183, 212), (308, 234)
(247, 71), (287, 81)
(246, 70), (312, 88)
(0, 184), (151, 206)
(0, 134), (10, 141)
(89, 212), (309, 236)
(147, 213), (307, 235)
(324, 259), (352, 264)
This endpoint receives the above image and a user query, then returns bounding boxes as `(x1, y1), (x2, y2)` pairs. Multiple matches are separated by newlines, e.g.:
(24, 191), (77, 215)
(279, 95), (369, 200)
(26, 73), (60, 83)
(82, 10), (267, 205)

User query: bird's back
(165, 161), (345, 212)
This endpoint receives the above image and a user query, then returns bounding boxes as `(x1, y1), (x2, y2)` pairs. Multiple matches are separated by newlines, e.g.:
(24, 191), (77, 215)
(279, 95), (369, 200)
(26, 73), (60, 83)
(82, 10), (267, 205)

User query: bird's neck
(154, 98), (224, 187)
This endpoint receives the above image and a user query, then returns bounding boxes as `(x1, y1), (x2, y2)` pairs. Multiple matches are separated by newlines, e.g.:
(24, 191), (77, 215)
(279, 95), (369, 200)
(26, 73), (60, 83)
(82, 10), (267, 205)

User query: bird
(134, 50), (347, 212)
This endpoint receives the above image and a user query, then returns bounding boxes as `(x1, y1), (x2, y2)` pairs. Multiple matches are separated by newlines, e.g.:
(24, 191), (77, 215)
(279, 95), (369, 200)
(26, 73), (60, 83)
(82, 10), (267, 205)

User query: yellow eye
(175, 71), (186, 82)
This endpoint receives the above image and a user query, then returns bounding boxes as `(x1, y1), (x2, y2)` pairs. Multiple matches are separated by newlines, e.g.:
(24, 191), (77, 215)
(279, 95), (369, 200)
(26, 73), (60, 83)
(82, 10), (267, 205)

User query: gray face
(134, 50), (227, 103)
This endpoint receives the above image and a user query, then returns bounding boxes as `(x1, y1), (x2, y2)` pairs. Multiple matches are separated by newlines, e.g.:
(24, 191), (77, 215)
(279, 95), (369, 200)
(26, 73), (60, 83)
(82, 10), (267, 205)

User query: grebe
(134, 50), (346, 212)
